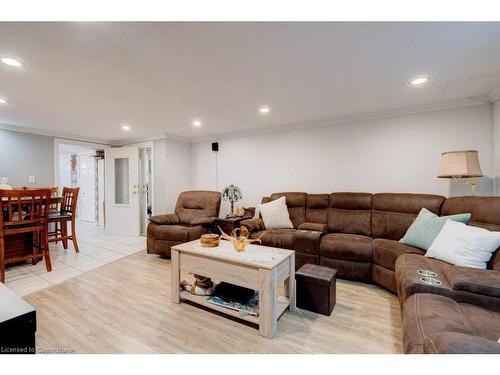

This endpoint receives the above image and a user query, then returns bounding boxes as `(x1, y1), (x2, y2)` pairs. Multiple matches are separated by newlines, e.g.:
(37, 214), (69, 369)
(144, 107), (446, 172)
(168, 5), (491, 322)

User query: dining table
(1, 195), (63, 265)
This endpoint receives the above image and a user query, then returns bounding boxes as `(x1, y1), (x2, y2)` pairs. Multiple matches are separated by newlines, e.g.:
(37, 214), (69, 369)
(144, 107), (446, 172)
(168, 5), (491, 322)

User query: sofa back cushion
(270, 192), (307, 229)
(442, 196), (500, 270)
(372, 193), (445, 241)
(327, 192), (373, 236)
(305, 194), (329, 224)
(175, 190), (221, 225)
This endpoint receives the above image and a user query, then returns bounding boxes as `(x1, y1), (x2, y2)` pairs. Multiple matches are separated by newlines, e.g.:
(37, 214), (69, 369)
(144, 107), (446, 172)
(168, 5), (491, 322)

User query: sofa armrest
(443, 265), (500, 298)
(149, 213), (179, 225)
(298, 222), (327, 234)
(191, 216), (217, 226)
(424, 332), (500, 354)
(240, 218), (265, 232)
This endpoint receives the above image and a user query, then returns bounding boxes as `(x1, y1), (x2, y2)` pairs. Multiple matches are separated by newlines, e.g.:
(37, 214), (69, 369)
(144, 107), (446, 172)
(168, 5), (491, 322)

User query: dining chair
(48, 187), (80, 253)
(0, 188), (52, 283)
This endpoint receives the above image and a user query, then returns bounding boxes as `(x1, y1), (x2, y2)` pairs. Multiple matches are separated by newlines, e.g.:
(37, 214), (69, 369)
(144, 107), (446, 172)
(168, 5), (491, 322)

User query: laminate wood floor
(25, 250), (403, 353)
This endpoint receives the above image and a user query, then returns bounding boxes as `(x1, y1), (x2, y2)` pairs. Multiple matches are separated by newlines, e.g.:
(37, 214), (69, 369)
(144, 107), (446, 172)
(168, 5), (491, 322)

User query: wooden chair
(48, 187), (80, 253)
(0, 189), (52, 283)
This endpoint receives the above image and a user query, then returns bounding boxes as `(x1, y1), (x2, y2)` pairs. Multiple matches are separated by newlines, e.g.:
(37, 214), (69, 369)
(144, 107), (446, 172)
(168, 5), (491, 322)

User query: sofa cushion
(327, 192), (372, 236)
(442, 196), (500, 270)
(399, 207), (471, 251)
(402, 293), (500, 354)
(373, 238), (424, 271)
(270, 192), (307, 229)
(175, 190), (221, 225)
(320, 233), (372, 262)
(251, 229), (295, 250)
(305, 194), (329, 224)
(257, 196), (293, 229)
(372, 193), (445, 240)
(154, 224), (190, 242)
(426, 220), (500, 269)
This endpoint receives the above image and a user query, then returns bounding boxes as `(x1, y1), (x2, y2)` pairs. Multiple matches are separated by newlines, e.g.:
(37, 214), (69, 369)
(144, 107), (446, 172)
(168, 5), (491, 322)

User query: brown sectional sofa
(241, 191), (500, 353)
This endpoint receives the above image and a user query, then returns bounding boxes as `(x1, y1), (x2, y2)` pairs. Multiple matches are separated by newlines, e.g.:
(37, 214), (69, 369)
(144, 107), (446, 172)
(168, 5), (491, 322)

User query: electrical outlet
(29, 176), (35, 184)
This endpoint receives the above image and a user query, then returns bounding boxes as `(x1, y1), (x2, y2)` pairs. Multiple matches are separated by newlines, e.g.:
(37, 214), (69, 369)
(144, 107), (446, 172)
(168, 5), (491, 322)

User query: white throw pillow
(256, 196), (293, 230)
(426, 220), (500, 269)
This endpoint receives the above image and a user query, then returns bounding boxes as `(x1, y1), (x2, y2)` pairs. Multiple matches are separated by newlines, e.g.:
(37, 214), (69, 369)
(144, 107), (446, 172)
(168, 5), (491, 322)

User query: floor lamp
(438, 150), (483, 196)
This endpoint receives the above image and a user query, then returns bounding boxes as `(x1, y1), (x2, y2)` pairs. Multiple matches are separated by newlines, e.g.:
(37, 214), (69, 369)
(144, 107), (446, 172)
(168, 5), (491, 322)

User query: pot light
(259, 106), (271, 114)
(121, 125), (131, 131)
(192, 120), (202, 128)
(408, 75), (431, 86)
(1, 57), (24, 67)
(0, 98), (7, 104)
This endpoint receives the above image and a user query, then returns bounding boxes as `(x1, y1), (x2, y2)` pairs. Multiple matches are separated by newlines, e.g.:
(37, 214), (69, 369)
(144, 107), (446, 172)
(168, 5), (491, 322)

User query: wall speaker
(212, 142), (219, 152)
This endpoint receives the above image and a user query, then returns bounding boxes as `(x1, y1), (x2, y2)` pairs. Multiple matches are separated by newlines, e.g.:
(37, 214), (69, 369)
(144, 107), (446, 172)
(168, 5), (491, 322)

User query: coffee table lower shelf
(180, 290), (289, 325)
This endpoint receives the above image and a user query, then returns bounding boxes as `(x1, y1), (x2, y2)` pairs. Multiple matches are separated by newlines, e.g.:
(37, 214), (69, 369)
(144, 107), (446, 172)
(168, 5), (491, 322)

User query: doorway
(139, 147), (153, 235)
(56, 143), (105, 226)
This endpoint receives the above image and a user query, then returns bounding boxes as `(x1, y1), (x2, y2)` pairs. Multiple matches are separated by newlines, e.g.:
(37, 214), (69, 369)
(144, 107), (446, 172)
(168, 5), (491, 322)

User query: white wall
(153, 138), (192, 214)
(0, 129), (54, 187)
(493, 99), (500, 195)
(192, 104), (494, 215)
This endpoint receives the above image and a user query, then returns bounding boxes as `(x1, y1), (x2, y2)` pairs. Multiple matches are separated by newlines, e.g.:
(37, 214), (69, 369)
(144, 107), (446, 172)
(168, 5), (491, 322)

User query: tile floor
(4, 221), (146, 296)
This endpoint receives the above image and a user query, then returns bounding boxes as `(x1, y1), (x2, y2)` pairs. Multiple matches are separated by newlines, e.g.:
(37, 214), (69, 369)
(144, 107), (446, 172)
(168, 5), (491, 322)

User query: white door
(105, 146), (140, 236)
(78, 153), (96, 223)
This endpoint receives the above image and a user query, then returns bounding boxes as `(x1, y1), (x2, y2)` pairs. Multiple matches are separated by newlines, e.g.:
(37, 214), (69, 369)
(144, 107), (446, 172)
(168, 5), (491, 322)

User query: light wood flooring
(25, 250), (403, 353)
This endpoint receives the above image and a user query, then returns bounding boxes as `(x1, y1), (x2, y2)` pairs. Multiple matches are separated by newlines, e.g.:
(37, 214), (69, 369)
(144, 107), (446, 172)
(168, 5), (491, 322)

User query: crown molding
(115, 132), (191, 146)
(191, 98), (490, 143)
(0, 122), (114, 146)
(0, 97), (492, 146)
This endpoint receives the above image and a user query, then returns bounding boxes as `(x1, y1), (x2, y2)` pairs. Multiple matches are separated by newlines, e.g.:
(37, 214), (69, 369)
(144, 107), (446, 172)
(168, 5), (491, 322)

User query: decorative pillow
(400, 208), (471, 251)
(256, 196), (293, 230)
(426, 220), (500, 269)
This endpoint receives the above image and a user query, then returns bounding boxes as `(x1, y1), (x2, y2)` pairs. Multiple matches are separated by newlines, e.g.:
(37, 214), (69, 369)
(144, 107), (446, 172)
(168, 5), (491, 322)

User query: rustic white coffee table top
(172, 239), (294, 269)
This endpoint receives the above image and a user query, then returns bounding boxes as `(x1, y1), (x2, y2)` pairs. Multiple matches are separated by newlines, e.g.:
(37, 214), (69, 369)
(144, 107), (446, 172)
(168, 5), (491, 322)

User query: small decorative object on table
(218, 225), (265, 252)
(222, 184), (243, 218)
(200, 233), (220, 247)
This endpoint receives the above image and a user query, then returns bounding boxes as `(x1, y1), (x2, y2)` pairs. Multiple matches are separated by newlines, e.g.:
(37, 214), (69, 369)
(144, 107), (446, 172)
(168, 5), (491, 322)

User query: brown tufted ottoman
(296, 263), (337, 316)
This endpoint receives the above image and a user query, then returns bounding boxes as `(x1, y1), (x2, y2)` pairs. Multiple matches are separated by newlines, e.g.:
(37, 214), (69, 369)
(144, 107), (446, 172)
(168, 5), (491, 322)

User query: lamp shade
(438, 150), (483, 178)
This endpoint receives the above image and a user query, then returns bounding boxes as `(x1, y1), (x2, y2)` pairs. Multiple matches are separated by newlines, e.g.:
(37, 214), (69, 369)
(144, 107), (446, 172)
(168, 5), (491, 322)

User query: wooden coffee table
(171, 239), (295, 338)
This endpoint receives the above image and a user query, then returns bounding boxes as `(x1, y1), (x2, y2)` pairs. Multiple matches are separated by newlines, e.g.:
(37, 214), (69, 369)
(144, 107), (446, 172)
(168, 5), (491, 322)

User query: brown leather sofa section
(320, 193), (373, 280)
(270, 192), (307, 229)
(250, 228), (295, 250)
(372, 193), (445, 240)
(402, 293), (500, 354)
(147, 190), (221, 257)
(328, 192), (372, 236)
(371, 193), (445, 292)
(395, 253), (500, 312)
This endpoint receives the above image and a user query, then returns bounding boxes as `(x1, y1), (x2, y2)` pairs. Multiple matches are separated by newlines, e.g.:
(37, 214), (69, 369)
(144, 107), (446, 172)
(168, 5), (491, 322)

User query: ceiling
(1, 22), (500, 144)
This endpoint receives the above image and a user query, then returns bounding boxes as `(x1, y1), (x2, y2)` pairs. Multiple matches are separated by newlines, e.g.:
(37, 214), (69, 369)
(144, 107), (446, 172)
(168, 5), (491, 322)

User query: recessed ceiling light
(192, 120), (202, 128)
(1, 57), (24, 67)
(408, 75), (431, 86)
(259, 106), (271, 114)
(0, 98), (7, 104)
(121, 125), (131, 131)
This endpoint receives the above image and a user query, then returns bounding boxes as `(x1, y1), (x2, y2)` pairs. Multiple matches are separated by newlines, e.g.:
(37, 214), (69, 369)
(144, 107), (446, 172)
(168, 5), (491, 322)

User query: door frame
(77, 151), (97, 223)
(53, 138), (111, 188)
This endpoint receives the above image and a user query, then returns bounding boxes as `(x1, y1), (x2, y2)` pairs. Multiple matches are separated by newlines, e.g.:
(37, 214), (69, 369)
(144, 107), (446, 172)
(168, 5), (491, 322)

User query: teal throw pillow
(399, 208), (471, 251)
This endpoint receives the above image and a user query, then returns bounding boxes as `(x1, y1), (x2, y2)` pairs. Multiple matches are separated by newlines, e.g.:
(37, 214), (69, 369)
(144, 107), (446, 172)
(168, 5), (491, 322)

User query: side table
(216, 216), (253, 235)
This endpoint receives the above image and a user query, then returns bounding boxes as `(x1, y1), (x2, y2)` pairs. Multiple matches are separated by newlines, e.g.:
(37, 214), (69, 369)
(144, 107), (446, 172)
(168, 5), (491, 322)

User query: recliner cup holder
(417, 269), (437, 277)
(419, 276), (442, 286)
